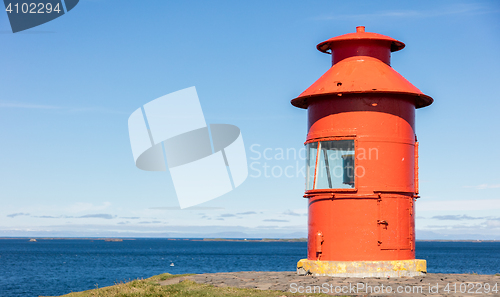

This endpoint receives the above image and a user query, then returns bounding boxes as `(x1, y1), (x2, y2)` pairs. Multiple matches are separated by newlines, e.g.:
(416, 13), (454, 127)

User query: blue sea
(0, 239), (499, 297)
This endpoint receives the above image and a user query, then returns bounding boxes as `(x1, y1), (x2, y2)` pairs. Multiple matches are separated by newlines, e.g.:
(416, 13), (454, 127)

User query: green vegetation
(48, 273), (332, 297)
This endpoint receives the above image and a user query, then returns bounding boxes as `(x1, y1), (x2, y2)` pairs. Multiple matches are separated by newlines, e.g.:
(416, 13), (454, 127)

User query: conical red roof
(291, 56), (433, 109)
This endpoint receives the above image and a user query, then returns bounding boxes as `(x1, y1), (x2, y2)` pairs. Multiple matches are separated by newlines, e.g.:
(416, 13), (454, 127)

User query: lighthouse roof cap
(317, 26), (405, 54)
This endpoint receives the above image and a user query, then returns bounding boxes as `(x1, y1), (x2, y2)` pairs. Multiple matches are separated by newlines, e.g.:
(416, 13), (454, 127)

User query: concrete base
(297, 259), (426, 277)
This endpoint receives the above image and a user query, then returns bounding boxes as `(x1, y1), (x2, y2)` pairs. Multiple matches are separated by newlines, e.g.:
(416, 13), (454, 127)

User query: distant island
(199, 238), (307, 242)
(0, 237), (135, 241)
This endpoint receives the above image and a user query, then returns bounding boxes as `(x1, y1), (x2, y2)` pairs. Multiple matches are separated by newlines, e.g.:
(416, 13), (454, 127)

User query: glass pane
(305, 142), (318, 190)
(315, 140), (355, 189)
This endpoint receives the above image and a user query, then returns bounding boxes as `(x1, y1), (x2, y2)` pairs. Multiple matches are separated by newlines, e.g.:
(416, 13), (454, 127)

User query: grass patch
(46, 273), (334, 297)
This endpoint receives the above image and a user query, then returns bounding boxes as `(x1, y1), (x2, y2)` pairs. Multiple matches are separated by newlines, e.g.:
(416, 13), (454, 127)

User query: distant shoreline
(0, 237), (499, 242)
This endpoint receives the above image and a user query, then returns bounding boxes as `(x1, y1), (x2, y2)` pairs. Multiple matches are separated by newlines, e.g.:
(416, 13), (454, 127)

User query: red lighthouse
(293, 27), (433, 277)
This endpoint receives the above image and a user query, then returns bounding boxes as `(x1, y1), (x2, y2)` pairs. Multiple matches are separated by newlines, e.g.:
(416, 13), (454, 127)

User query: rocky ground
(158, 271), (500, 296)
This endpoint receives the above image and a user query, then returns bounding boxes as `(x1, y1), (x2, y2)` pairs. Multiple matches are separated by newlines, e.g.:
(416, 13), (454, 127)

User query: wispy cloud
(314, 10), (420, 20)
(432, 215), (484, 221)
(486, 220), (500, 228)
(418, 199), (500, 211)
(138, 221), (162, 224)
(77, 214), (116, 219)
(32, 214), (116, 219)
(313, 3), (496, 21)
(0, 224), (307, 238)
(7, 212), (30, 218)
(220, 214), (236, 218)
(0, 101), (126, 114)
(283, 210), (301, 217)
(149, 206), (225, 210)
(0, 102), (62, 109)
(421, 220), (500, 236)
(463, 184), (500, 190)
(425, 224), (482, 229)
(66, 202), (112, 213)
(120, 217), (140, 219)
(33, 215), (73, 219)
(236, 211), (257, 215)
(263, 219), (289, 223)
(65, 107), (128, 114)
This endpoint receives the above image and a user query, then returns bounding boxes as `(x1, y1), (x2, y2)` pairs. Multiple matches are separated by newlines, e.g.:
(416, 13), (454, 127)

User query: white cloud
(0, 101), (126, 114)
(77, 214), (116, 219)
(149, 206), (225, 210)
(417, 199), (500, 211)
(283, 209), (301, 216)
(6, 212), (30, 218)
(0, 101), (61, 109)
(486, 220), (500, 228)
(65, 202), (111, 213)
(236, 211), (257, 215)
(463, 184), (500, 190)
(312, 3), (495, 21)
(431, 215), (485, 220)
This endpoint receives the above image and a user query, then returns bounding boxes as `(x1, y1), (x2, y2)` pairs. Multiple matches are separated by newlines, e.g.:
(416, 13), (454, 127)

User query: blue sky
(1, 0), (499, 239)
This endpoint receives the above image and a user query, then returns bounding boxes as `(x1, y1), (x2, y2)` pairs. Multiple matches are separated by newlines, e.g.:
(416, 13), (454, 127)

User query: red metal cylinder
(292, 27), (433, 262)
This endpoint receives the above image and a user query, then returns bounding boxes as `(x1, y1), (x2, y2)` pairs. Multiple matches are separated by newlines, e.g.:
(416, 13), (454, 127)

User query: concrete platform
(159, 271), (500, 297)
(297, 259), (427, 277)
(159, 271), (500, 296)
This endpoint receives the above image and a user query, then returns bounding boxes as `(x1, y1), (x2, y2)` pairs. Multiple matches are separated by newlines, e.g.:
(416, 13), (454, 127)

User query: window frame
(304, 136), (358, 193)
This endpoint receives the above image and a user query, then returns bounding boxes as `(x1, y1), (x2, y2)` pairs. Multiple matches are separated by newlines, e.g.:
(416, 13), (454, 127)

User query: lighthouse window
(306, 140), (355, 190)
(305, 142), (318, 190)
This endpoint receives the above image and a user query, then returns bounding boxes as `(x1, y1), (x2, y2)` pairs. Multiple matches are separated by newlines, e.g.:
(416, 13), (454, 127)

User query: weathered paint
(297, 259), (427, 277)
